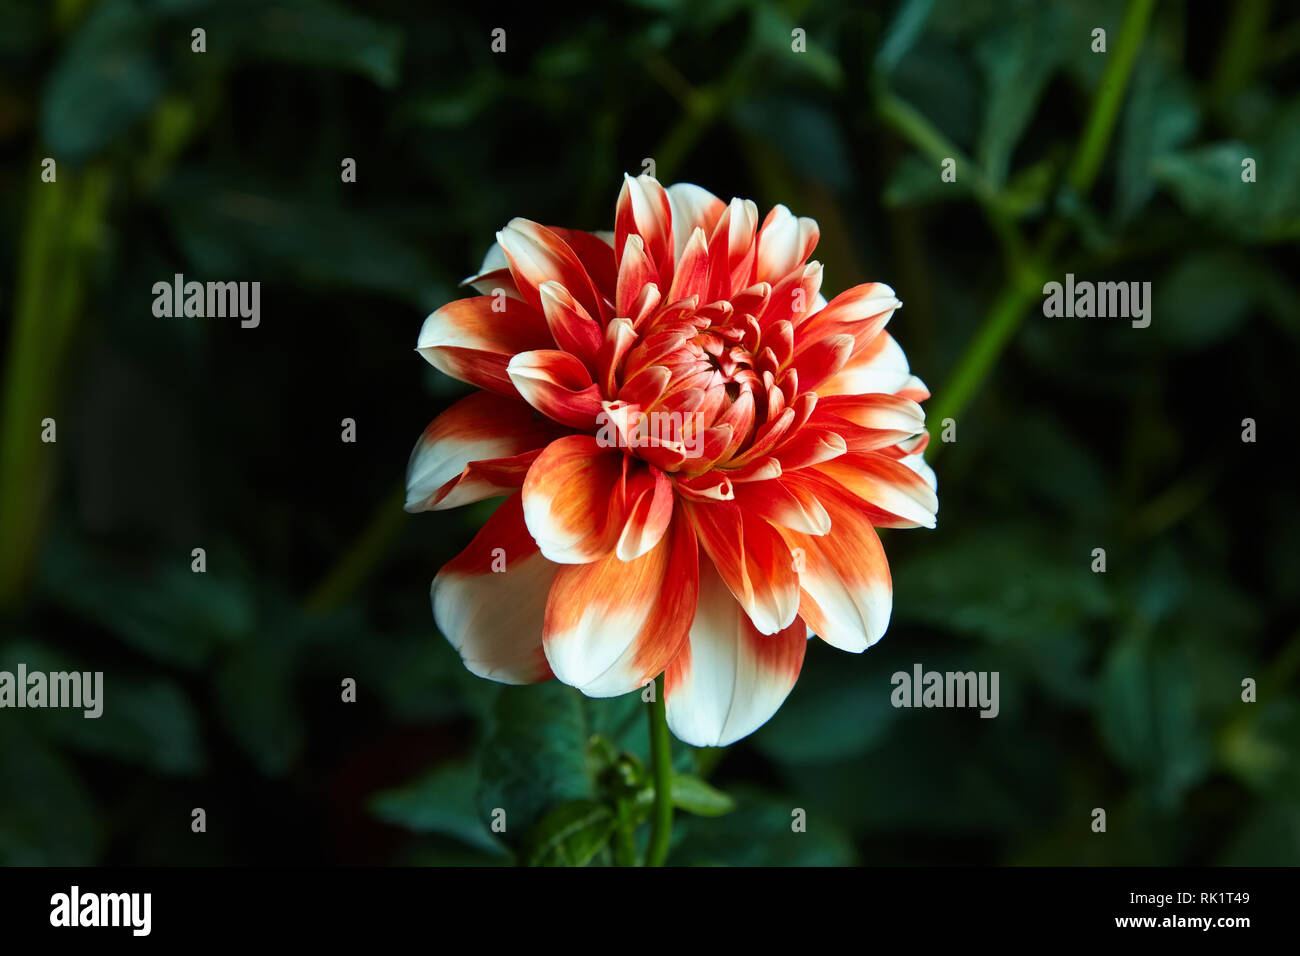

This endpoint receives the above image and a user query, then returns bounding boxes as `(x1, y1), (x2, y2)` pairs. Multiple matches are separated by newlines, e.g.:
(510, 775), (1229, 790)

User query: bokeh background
(1, 0), (1297, 866)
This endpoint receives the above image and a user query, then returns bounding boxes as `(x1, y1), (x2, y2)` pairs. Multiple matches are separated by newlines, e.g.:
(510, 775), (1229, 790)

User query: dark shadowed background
(1, 0), (1297, 865)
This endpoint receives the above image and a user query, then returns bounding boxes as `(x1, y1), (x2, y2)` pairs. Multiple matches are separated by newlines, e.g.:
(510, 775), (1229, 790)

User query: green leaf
(0, 722), (103, 865)
(889, 40), (981, 153)
(883, 152), (972, 208)
(972, 1), (1070, 185)
(214, 638), (302, 776)
(876, 0), (937, 75)
(673, 788), (856, 865)
(1096, 635), (1212, 809)
(893, 524), (1112, 645)
(225, 0), (404, 88)
(41, 0), (165, 162)
(1220, 696), (1300, 800)
(477, 682), (593, 842)
(751, 5), (843, 89)
(670, 775), (735, 816)
(1150, 249), (1271, 348)
(159, 171), (449, 307)
(369, 763), (509, 858)
(1114, 56), (1199, 222)
(38, 527), (255, 669)
(0, 639), (205, 774)
(1153, 100), (1300, 240)
(524, 799), (616, 867)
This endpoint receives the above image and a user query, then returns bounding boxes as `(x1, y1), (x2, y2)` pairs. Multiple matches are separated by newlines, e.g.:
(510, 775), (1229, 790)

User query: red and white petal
(507, 349), (604, 428)
(706, 197), (760, 300)
(795, 282), (899, 348)
(497, 218), (605, 322)
(790, 332), (853, 393)
(689, 499), (801, 635)
(899, 451), (938, 491)
(522, 436), (628, 563)
(616, 174), (675, 281)
(616, 234), (659, 320)
(667, 226), (711, 302)
(543, 513), (697, 697)
(664, 559), (806, 747)
(817, 331), (912, 397)
(755, 204), (819, 284)
(616, 464), (675, 561)
(808, 393), (926, 453)
(897, 373), (931, 403)
(779, 479), (893, 653)
(732, 478), (830, 536)
(814, 451), (939, 529)
(812, 392), (925, 434)
(426, 451), (542, 512)
(666, 183), (726, 265)
(538, 280), (603, 370)
(416, 295), (554, 396)
(406, 392), (558, 512)
(772, 426), (847, 471)
(544, 226), (618, 315)
(462, 241), (523, 299)
(431, 493), (556, 684)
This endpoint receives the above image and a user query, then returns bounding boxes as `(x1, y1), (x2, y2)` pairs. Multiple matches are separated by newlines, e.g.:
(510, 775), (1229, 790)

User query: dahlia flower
(406, 174), (937, 747)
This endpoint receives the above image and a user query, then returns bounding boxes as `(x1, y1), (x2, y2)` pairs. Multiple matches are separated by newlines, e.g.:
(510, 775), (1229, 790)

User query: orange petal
(778, 477), (893, 653)
(543, 512), (697, 696)
(813, 451), (938, 529)
(616, 463), (674, 560)
(522, 436), (629, 563)
(688, 498), (800, 635)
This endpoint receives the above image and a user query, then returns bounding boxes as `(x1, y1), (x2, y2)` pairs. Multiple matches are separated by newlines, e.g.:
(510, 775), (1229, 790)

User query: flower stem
(923, 0), (1156, 460)
(645, 675), (673, 866)
(612, 821), (637, 867)
(1067, 0), (1158, 196)
(0, 161), (111, 607)
(303, 480), (407, 613)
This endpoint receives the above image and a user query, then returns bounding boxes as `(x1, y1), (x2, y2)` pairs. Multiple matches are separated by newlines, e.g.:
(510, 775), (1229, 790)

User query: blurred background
(1, 0), (1297, 866)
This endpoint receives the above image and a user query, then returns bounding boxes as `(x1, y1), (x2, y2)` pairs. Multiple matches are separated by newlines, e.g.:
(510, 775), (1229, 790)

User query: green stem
(1209, 0), (1270, 109)
(924, 0), (1156, 459)
(644, 675), (673, 866)
(0, 162), (111, 606)
(1066, 0), (1157, 195)
(875, 88), (1031, 285)
(875, 89), (1000, 208)
(612, 820), (637, 867)
(303, 481), (407, 613)
(925, 276), (1041, 451)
